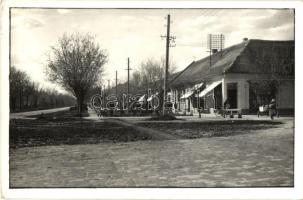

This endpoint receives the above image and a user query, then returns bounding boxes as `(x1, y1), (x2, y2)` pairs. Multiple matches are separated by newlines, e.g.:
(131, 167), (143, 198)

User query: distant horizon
(10, 8), (294, 94)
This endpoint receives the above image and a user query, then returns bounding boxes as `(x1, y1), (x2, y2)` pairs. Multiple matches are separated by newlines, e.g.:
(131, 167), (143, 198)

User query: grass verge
(137, 120), (283, 138)
(10, 110), (153, 148)
(10, 109), (284, 149)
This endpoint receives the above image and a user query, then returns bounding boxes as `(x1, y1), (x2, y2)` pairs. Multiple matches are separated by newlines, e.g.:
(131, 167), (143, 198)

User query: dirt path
(10, 107), (70, 119)
(85, 108), (181, 140)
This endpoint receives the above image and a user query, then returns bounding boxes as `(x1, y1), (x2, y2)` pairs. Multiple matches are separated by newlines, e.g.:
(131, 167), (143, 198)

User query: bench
(223, 109), (242, 118)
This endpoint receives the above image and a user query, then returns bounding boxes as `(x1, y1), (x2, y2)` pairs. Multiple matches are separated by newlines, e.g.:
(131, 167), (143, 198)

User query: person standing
(269, 98), (277, 120)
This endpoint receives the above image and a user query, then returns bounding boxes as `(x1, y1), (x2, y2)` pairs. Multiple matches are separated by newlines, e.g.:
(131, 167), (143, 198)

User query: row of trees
(10, 66), (75, 112)
(11, 33), (174, 114)
(91, 57), (177, 99)
(131, 58), (177, 93)
(11, 33), (176, 114)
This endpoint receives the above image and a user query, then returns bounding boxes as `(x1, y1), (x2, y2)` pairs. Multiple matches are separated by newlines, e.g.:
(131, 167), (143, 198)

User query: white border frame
(1, 1), (303, 199)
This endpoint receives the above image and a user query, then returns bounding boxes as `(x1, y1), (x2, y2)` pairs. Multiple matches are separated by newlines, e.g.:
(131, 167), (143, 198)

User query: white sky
(11, 8), (294, 93)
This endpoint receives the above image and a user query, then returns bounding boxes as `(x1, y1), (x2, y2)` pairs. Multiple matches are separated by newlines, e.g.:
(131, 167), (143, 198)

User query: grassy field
(10, 111), (153, 148)
(10, 110), (284, 148)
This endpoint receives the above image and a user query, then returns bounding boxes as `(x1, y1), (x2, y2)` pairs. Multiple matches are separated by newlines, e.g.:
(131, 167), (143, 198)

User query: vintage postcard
(1, 0), (303, 199)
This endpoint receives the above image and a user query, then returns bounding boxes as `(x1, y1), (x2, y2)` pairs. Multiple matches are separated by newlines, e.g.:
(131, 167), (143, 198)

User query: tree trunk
(76, 96), (82, 114)
(76, 94), (86, 114)
(26, 95), (29, 108)
(10, 96), (16, 111)
(34, 96), (38, 108)
(19, 89), (22, 111)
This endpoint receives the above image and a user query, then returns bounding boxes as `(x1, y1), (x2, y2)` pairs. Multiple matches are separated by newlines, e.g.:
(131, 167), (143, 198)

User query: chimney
(212, 49), (218, 54)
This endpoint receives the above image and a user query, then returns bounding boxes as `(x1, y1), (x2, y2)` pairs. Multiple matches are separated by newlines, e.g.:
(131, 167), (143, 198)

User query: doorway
(227, 83), (238, 108)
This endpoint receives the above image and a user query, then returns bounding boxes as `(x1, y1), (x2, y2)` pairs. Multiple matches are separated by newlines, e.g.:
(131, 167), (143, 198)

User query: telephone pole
(147, 74), (151, 111)
(100, 84), (103, 109)
(115, 70), (118, 97)
(107, 79), (110, 93)
(125, 57), (132, 111)
(161, 14), (176, 115)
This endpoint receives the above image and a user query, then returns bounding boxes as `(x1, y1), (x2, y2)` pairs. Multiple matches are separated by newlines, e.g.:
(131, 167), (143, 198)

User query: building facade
(169, 39), (294, 115)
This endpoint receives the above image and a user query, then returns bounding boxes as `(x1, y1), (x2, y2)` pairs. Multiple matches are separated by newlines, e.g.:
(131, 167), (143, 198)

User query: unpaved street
(10, 107), (70, 119)
(9, 117), (293, 187)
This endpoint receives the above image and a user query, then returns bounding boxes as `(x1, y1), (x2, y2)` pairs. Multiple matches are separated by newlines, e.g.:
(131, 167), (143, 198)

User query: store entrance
(227, 83), (238, 108)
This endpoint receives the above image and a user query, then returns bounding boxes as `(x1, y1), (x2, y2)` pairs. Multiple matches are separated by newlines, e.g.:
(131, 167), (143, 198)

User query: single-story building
(168, 39), (294, 115)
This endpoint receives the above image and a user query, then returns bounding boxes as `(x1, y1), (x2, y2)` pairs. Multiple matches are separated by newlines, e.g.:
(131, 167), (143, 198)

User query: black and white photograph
(1, 1), (303, 199)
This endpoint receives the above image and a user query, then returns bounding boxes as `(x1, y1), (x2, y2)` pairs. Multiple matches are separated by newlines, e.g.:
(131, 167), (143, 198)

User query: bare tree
(10, 66), (76, 112)
(9, 66), (21, 111)
(133, 57), (177, 91)
(132, 71), (143, 88)
(32, 82), (42, 108)
(160, 56), (177, 78)
(9, 67), (29, 110)
(46, 33), (108, 113)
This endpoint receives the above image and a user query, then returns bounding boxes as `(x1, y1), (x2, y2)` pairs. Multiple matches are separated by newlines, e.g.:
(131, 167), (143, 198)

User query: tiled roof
(169, 39), (294, 89)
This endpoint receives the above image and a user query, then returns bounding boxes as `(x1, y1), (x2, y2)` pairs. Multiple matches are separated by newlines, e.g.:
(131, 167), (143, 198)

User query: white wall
(224, 74), (294, 110)
(172, 73), (294, 112)
(223, 75), (250, 110)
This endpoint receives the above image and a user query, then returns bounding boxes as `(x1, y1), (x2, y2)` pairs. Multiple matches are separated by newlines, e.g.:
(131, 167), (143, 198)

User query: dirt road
(10, 107), (70, 119)
(9, 117), (294, 187)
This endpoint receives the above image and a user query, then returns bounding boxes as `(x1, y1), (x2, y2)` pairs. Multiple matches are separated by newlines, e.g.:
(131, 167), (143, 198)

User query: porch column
(222, 78), (227, 108)
(238, 80), (250, 110)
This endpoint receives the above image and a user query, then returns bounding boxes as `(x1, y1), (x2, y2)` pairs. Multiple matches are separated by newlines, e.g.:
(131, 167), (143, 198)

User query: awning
(147, 93), (159, 102)
(180, 82), (204, 99)
(138, 94), (146, 102)
(198, 81), (222, 97)
(180, 91), (194, 99)
(193, 82), (204, 90)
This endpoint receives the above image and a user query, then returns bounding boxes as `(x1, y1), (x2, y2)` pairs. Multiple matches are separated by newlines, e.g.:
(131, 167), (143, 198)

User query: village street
(4, 8), (299, 200)
(9, 109), (294, 187)
(10, 107), (70, 119)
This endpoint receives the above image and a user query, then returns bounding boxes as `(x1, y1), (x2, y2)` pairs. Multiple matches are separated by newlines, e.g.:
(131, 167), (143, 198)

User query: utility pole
(115, 70), (118, 97)
(100, 85), (102, 98)
(100, 84), (103, 110)
(125, 57), (132, 111)
(147, 74), (151, 111)
(161, 14), (176, 115)
(103, 86), (106, 108)
(107, 79), (110, 93)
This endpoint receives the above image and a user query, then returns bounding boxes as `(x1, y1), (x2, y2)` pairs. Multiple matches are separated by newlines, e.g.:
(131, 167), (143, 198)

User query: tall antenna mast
(207, 34), (225, 67)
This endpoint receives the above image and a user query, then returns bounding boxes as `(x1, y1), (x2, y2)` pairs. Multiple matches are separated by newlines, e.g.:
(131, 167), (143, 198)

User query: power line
(171, 9), (223, 49)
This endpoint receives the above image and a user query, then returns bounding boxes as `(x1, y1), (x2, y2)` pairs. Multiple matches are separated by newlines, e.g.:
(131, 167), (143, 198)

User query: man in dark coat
(269, 98), (277, 120)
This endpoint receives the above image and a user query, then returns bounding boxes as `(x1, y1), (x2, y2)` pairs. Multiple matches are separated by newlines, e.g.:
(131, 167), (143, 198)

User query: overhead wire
(177, 9), (224, 48)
